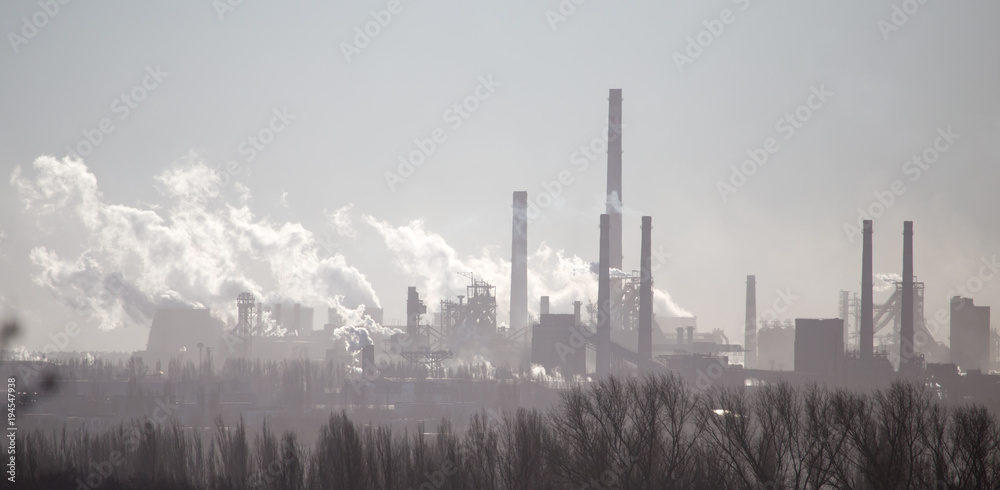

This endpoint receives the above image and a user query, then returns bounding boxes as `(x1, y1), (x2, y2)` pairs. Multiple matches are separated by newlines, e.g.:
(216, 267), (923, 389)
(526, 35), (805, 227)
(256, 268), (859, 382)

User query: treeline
(19, 375), (1000, 489)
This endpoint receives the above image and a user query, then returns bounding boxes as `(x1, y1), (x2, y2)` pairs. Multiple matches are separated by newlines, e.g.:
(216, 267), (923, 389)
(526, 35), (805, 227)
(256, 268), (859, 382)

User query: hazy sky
(2, 0), (998, 352)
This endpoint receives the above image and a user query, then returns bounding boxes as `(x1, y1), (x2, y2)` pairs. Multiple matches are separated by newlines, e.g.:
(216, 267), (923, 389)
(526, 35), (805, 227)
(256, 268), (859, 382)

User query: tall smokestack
(861, 220), (874, 361)
(597, 214), (611, 377)
(510, 191), (528, 334)
(686, 326), (694, 345)
(900, 221), (915, 374)
(606, 89), (623, 328)
(745, 275), (757, 369)
(639, 216), (653, 372)
(676, 327), (684, 346)
(573, 301), (582, 327)
(540, 296), (550, 316)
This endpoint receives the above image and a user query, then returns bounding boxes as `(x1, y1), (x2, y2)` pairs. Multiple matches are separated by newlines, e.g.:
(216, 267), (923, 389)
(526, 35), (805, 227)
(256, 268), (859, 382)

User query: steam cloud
(11, 155), (380, 330)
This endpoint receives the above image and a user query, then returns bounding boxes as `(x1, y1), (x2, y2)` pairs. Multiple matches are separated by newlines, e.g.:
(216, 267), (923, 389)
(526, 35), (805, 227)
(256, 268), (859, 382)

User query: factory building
(531, 313), (586, 378)
(950, 297), (991, 372)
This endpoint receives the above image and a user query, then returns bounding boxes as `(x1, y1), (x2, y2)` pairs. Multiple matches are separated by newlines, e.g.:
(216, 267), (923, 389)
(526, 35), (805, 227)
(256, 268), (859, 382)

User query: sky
(1, 0), (998, 353)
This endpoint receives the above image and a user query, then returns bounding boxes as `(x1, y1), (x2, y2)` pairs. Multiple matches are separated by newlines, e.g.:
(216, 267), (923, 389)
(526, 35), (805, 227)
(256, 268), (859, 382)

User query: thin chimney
(510, 191), (528, 334)
(606, 90), (624, 330)
(540, 296), (550, 316)
(900, 221), (915, 374)
(745, 275), (757, 369)
(861, 220), (874, 361)
(639, 216), (653, 371)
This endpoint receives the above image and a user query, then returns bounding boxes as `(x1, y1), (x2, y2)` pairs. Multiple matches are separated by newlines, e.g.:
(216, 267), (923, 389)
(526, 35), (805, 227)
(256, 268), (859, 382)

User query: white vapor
(11, 155), (380, 330)
(362, 216), (691, 322)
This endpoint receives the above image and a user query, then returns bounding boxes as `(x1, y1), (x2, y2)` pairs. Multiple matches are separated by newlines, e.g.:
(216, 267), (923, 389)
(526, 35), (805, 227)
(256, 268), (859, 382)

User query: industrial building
(950, 297), (991, 372)
(794, 318), (844, 378)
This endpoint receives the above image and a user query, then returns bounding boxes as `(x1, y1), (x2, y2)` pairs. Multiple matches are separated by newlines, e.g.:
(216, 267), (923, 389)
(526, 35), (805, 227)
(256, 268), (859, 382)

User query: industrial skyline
(2, 1), (999, 354)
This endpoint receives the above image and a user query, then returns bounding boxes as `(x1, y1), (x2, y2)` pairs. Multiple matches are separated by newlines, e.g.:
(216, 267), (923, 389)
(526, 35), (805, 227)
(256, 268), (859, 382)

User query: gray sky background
(1, 0), (998, 353)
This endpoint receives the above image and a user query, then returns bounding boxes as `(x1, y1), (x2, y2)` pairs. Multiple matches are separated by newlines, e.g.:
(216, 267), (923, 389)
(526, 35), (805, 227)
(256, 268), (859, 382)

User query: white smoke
(363, 215), (691, 322)
(329, 301), (402, 353)
(11, 155), (380, 330)
(875, 272), (902, 292)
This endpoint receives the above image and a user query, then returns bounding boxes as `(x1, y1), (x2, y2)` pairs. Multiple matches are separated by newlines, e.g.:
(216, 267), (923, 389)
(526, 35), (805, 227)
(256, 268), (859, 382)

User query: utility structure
(439, 273), (498, 337)
(638, 216), (653, 373)
(510, 191), (528, 336)
(606, 89), (624, 328)
(597, 213), (612, 377)
(745, 276), (757, 369)
(234, 292), (255, 358)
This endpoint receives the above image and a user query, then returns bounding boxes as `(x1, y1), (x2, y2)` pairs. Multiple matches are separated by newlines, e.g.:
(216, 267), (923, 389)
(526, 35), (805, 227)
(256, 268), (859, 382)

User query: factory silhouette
(9, 89), (999, 489)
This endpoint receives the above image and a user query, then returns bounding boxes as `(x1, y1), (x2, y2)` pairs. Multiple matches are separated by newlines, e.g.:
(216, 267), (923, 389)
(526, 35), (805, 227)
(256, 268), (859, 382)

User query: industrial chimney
(900, 221), (915, 375)
(606, 89), (624, 328)
(639, 216), (653, 372)
(510, 191), (528, 334)
(686, 326), (694, 345)
(597, 214), (611, 377)
(573, 301), (582, 327)
(540, 296), (550, 316)
(745, 275), (757, 369)
(676, 327), (684, 346)
(861, 220), (874, 361)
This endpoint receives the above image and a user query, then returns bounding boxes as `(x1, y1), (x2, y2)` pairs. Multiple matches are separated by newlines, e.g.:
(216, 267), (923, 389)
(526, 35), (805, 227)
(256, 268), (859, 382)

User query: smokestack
(540, 296), (550, 316)
(745, 275), (757, 369)
(861, 220), (874, 361)
(677, 327), (684, 346)
(900, 221), (915, 374)
(510, 191), (528, 333)
(639, 216), (653, 371)
(597, 214), (611, 377)
(606, 89), (623, 328)
(294, 303), (301, 334)
(686, 326), (694, 345)
(573, 301), (582, 327)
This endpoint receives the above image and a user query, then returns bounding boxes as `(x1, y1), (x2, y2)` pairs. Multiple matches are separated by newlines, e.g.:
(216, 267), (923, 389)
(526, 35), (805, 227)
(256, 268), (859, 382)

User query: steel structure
(234, 292), (255, 358)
